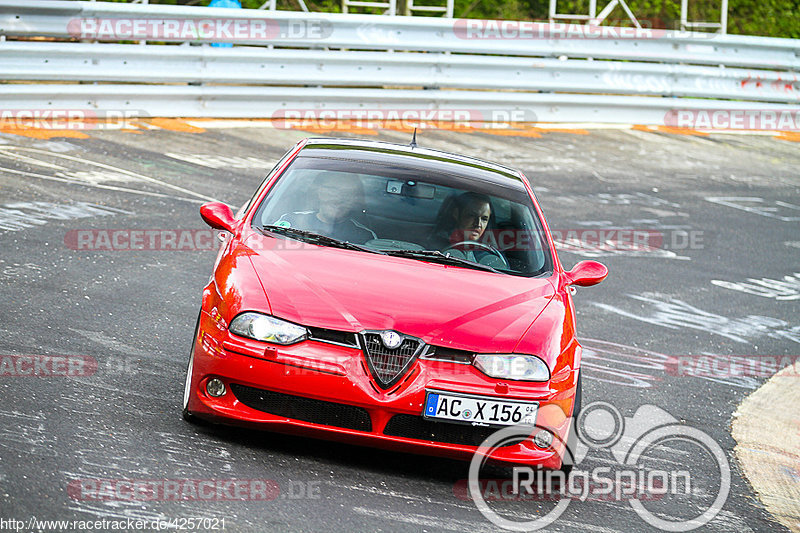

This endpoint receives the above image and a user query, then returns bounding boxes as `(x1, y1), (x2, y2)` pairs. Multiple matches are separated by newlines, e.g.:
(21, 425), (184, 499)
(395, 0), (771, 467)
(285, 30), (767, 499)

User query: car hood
(245, 235), (556, 352)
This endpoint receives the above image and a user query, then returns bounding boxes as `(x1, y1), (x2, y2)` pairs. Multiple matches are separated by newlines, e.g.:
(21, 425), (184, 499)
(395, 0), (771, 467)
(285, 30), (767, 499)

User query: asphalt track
(0, 123), (798, 532)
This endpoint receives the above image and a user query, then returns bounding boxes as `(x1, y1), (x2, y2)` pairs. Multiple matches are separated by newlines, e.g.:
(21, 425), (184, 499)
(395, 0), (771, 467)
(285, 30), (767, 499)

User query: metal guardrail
(3, 0), (799, 68)
(0, 0), (798, 124)
(3, 84), (791, 123)
(2, 41), (796, 104)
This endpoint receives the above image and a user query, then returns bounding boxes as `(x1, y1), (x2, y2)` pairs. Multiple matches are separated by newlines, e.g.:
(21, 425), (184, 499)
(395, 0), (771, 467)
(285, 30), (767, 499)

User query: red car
(183, 137), (607, 469)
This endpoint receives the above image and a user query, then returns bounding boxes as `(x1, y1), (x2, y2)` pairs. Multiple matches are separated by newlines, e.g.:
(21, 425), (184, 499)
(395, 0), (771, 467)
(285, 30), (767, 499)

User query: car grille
(230, 384), (372, 431)
(383, 414), (525, 447)
(361, 332), (424, 389)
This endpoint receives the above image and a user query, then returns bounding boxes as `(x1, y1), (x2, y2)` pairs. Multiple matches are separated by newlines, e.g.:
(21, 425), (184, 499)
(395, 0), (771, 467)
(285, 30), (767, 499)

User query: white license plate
(423, 390), (537, 426)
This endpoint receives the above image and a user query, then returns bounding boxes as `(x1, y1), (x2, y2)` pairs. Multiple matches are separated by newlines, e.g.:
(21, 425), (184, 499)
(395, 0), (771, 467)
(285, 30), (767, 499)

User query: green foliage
(81, 0), (800, 37)
(727, 0), (800, 39)
(454, 0), (799, 37)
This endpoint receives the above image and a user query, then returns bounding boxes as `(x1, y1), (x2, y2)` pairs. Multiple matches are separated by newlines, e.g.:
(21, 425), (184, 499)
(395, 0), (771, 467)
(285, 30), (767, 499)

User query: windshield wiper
(258, 225), (386, 255)
(384, 249), (500, 273)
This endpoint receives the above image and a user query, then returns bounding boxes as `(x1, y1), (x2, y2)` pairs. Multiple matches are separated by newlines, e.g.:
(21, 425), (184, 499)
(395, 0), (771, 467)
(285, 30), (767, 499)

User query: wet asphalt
(0, 125), (798, 532)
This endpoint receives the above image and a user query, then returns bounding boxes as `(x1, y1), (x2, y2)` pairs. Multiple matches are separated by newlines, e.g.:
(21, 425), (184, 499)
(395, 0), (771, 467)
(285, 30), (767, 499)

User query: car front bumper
(185, 310), (578, 469)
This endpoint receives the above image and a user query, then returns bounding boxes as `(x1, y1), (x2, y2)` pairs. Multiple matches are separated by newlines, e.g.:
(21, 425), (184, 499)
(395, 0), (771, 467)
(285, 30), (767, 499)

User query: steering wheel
(443, 241), (509, 269)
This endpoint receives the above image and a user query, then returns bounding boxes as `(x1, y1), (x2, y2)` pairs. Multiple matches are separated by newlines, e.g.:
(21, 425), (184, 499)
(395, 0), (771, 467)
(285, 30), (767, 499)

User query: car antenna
(409, 128), (418, 149)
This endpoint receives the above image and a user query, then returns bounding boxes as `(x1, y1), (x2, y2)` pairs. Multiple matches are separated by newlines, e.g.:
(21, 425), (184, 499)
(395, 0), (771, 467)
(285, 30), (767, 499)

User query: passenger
(275, 173), (376, 244)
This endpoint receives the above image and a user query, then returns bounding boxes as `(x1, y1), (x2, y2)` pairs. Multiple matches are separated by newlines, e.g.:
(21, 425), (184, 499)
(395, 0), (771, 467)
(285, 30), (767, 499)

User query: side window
(255, 170), (324, 227)
(238, 148), (296, 218)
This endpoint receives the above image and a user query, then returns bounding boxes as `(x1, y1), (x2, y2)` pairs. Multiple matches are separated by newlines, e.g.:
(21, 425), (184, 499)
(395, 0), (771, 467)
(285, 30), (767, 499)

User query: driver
(452, 193), (491, 243)
(427, 192), (500, 263)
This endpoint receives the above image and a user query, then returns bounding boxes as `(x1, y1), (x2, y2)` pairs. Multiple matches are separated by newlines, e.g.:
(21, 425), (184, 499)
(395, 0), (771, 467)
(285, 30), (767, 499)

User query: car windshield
(252, 154), (552, 277)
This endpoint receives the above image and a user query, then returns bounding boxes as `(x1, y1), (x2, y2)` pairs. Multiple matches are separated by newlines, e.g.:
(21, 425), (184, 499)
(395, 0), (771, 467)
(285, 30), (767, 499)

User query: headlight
(229, 312), (308, 345)
(473, 354), (550, 381)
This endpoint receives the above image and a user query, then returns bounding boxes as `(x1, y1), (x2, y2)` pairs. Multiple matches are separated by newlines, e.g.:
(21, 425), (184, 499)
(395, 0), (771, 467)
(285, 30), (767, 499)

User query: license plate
(423, 390), (537, 426)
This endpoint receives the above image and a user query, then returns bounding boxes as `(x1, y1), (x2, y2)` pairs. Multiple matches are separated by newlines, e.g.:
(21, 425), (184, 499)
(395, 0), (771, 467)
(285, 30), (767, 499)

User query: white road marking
(352, 506), (495, 533)
(580, 338), (669, 389)
(594, 294), (800, 344)
(31, 140), (80, 153)
(0, 409), (46, 421)
(0, 201), (128, 232)
(712, 273), (800, 301)
(0, 419), (57, 457)
(554, 238), (690, 260)
(0, 262), (42, 279)
(706, 196), (800, 222)
(165, 152), (274, 170)
(0, 166), (205, 203)
(353, 505), (631, 533)
(0, 150), (67, 170)
(57, 170), (139, 184)
(0, 146), (216, 201)
(69, 329), (159, 359)
(335, 481), (476, 511)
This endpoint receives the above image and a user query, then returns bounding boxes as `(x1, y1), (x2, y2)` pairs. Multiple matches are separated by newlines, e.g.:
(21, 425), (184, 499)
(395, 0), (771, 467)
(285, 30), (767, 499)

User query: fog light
(206, 378), (226, 397)
(533, 429), (553, 449)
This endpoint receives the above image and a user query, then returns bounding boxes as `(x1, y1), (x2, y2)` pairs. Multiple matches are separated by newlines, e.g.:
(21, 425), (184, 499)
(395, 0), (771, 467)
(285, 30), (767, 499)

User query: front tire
(560, 371), (582, 474)
(182, 314), (206, 425)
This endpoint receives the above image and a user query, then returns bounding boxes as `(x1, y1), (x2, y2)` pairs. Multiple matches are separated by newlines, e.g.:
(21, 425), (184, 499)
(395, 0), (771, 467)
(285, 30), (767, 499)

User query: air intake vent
(383, 414), (525, 447)
(230, 384), (372, 431)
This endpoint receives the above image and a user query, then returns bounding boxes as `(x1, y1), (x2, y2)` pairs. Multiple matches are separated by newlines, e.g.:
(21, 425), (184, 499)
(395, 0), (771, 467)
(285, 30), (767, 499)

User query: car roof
(300, 137), (528, 191)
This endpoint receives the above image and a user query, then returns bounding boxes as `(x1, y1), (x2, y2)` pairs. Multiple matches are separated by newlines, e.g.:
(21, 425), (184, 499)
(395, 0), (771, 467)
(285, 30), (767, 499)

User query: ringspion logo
(469, 403), (730, 531)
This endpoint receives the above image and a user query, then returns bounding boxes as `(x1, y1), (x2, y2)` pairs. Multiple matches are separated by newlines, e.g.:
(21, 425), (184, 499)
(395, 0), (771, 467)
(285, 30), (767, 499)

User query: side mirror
(200, 202), (236, 233)
(564, 260), (608, 287)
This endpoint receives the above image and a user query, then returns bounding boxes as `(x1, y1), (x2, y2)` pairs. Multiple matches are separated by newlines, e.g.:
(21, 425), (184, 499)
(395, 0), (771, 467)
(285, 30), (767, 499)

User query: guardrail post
(405, 0), (453, 18)
(342, 0), (397, 16)
(681, 0), (728, 34)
